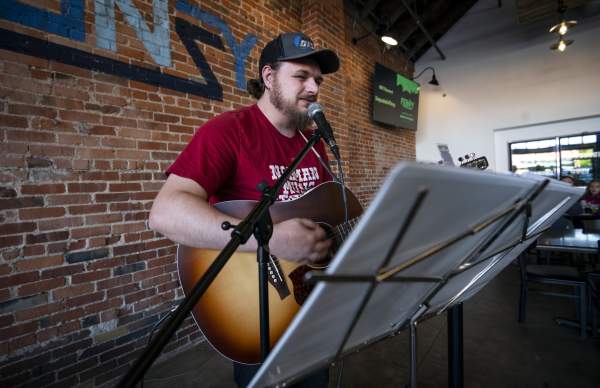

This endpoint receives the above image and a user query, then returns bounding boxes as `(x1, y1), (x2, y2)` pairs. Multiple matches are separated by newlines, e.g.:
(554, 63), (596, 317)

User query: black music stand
(247, 162), (581, 388)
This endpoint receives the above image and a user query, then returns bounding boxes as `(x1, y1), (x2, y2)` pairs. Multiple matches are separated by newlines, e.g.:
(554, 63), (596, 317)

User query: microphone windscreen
(307, 102), (323, 119)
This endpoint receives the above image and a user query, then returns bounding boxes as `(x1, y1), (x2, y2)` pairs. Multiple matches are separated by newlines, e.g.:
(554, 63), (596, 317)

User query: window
(509, 132), (600, 185)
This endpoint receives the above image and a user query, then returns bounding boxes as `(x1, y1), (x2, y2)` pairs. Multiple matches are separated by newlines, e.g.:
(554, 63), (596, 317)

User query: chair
(582, 219), (600, 233)
(518, 218), (589, 338)
(587, 272), (599, 337)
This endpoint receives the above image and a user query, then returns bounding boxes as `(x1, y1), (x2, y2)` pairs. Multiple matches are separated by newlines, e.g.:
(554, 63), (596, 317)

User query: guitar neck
(330, 216), (360, 242)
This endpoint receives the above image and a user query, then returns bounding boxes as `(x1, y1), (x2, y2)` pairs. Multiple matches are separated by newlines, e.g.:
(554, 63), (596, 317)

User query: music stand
(247, 162), (581, 388)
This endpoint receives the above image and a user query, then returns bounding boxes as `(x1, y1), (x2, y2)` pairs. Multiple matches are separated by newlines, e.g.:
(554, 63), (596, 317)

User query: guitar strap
(299, 130), (341, 184)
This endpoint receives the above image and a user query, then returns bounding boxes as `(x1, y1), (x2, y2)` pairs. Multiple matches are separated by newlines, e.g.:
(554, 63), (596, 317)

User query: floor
(143, 264), (600, 388)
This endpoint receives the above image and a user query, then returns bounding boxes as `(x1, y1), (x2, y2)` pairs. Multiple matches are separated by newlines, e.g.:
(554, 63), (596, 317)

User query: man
(149, 32), (339, 387)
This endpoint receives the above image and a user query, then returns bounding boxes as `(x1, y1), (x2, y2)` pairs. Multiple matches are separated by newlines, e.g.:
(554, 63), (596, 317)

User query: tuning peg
(464, 154), (470, 160)
(458, 157), (464, 162)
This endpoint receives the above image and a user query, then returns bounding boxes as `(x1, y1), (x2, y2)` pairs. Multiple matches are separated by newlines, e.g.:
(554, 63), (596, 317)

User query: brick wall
(0, 0), (415, 386)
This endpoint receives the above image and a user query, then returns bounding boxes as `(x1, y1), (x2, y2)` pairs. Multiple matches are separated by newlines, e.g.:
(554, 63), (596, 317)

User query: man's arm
(149, 174), (331, 263)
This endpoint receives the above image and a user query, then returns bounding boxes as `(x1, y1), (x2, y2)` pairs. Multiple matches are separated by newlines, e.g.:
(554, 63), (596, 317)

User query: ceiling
(345, 0), (595, 62)
(345, 0), (479, 62)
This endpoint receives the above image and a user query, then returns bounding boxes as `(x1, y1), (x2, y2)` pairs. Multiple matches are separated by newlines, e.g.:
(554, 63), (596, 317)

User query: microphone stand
(117, 128), (329, 387)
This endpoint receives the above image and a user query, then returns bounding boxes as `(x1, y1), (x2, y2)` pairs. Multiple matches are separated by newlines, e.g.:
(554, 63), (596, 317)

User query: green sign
(372, 63), (420, 130)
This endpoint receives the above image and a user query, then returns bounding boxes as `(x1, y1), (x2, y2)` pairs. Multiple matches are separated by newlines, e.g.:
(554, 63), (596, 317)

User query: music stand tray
(248, 162), (581, 388)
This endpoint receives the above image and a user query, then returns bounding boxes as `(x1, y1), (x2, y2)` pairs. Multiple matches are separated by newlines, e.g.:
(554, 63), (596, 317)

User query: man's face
(268, 59), (323, 130)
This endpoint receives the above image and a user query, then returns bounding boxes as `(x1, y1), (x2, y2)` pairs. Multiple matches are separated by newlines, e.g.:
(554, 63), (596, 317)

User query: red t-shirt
(167, 104), (332, 204)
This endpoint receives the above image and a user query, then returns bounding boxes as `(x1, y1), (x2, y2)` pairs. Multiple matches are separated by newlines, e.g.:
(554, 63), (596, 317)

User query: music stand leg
(447, 303), (464, 388)
(408, 319), (418, 388)
(406, 304), (427, 388)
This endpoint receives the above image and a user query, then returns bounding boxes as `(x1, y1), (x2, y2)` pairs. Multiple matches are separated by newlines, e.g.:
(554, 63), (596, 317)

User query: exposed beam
(400, 0), (446, 60)
(409, 0), (478, 61)
(387, 0), (416, 25)
(359, 0), (382, 20)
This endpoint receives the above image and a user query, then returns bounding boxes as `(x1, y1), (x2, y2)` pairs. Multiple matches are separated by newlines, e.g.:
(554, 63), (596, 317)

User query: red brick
(9, 333), (36, 351)
(47, 194), (91, 206)
(16, 255), (63, 271)
(107, 283), (139, 299)
(0, 222), (36, 235)
(68, 204), (107, 215)
(38, 217), (83, 231)
(112, 222), (146, 235)
(37, 326), (59, 343)
(0, 114), (28, 128)
(6, 129), (55, 143)
(26, 231), (69, 244)
(108, 183), (141, 192)
(124, 288), (156, 304)
(58, 320), (80, 335)
(110, 202), (144, 212)
(0, 321), (38, 341)
(66, 291), (105, 308)
(0, 288), (10, 302)
(85, 213), (122, 225)
(67, 183), (107, 193)
(70, 226), (111, 239)
(0, 264), (11, 276)
(19, 206), (66, 220)
(0, 197), (44, 210)
(15, 301), (63, 321)
(8, 104), (57, 118)
(41, 263), (85, 279)
(141, 273), (171, 288)
(0, 271), (39, 287)
(20, 184), (66, 195)
(59, 111), (101, 123)
(148, 255), (175, 269)
(97, 274), (132, 290)
(80, 171), (119, 181)
(23, 246), (45, 261)
(53, 283), (95, 300)
(101, 137), (136, 148)
(72, 269), (111, 284)
(132, 267), (163, 282)
(18, 277), (65, 297)
(102, 116), (137, 127)
(84, 297), (122, 315)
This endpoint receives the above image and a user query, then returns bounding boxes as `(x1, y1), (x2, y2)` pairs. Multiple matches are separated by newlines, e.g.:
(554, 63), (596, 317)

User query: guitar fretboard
(328, 216), (360, 243)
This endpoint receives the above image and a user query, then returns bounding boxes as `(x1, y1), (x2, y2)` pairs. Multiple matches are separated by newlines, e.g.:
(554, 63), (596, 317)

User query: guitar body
(177, 182), (363, 364)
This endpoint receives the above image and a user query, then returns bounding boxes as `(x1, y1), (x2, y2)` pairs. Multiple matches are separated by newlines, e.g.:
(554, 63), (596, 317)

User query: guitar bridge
(267, 254), (291, 300)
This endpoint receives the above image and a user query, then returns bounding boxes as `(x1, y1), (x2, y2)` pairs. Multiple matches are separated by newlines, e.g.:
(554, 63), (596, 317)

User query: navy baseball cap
(259, 32), (340, 79)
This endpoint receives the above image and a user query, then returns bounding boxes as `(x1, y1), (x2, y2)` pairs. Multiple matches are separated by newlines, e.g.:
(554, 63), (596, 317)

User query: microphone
(307, 102), (340, 161)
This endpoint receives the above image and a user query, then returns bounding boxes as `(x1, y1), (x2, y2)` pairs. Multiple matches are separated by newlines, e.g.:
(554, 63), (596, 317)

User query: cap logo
(293, 35), (314, 50)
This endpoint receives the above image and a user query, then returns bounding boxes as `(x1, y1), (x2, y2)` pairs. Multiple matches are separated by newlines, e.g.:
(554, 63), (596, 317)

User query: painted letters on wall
(0, 0), (257, 100)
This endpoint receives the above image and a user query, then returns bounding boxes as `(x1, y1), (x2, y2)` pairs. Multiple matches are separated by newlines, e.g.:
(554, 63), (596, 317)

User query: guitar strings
(263, 216), (360, 265)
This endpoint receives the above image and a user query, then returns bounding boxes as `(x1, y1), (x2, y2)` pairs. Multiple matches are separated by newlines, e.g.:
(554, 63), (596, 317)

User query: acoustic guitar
(177, 182), (363, 364)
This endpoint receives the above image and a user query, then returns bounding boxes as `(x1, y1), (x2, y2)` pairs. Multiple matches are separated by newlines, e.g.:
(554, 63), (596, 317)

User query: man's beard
(269, 77), (312, 131)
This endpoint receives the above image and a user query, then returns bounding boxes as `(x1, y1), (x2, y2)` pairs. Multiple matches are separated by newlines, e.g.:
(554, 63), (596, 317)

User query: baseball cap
(259, 32), (340, 79)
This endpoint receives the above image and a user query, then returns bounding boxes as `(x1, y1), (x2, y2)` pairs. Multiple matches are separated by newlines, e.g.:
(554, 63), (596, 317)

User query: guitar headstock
(458, 153), (489, 170)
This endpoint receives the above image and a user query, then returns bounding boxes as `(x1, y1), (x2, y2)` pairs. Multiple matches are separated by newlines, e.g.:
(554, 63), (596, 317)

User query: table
(536, 228), (600, 255)
(534, 228), (599, 337)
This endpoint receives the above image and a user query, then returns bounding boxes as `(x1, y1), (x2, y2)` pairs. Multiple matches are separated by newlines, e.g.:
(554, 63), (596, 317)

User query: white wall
(415, 0), (600, 170)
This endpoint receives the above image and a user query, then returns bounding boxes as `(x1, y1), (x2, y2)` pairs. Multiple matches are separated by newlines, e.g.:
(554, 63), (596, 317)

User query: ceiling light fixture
(550, 36), (573, 52)
(549, 20), (577, 35)
(380, 34), (398, 46)
(549, 0), (577, 52)
(412, 66), (440, 87)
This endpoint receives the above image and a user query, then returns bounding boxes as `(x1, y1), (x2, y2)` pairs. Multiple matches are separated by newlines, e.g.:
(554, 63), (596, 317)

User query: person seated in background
(557, 175), (582, 218)
(581, 180), (600, 211)
(560, 175), (576, 185)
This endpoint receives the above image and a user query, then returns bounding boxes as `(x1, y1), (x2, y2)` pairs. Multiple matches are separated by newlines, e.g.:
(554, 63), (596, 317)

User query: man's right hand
(270, 218), (332, 264)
